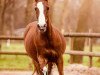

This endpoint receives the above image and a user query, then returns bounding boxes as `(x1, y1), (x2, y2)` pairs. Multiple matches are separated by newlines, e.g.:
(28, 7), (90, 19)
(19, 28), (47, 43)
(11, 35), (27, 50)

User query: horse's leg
(32, 63), (37, 75)
(32, 63), (36, 75)
(56, 56), (64, 75)
(48, 62), (53, 75)
(32, 60), (43, 75)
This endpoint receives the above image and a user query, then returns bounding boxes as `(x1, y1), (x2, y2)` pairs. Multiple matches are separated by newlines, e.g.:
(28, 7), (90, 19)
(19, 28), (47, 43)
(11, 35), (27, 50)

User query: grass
(0, 42), (31, 70)
(0, 55), (31, 70)
(0, 42), (100, 70)
(1, 42), (25, 52)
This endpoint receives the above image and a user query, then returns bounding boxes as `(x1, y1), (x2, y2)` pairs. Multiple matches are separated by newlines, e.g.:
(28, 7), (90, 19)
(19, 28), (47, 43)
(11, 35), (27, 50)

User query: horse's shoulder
(27, 21), (38, 28)
(26, 21), (38, 31)
(52, 26), (61, 35)
(24, 21), (38, 38)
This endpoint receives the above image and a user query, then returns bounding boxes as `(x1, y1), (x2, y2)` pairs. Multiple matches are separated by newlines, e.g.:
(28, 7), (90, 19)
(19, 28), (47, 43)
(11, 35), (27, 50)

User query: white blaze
(37, 2), (46, 26)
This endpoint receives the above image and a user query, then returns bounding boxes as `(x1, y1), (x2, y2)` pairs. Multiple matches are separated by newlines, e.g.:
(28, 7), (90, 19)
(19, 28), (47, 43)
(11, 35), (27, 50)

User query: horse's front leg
(37, 55), (48, 75)
(48, 62), (53, 75)
(32, 60), (43, 75)
(56, 56), (64, 75)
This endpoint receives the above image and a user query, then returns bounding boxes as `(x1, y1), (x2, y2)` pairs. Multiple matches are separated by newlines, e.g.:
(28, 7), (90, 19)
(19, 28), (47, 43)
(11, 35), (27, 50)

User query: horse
(24, 0), (66, 75)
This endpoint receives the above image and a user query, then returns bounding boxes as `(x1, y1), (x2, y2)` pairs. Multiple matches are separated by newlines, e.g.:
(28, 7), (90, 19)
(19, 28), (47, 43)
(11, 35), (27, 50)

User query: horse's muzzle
(37, 24), (47, 32)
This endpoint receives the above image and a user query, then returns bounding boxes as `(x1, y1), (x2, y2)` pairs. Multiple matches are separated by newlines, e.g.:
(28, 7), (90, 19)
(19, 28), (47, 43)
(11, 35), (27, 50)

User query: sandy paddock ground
(0, 64), (100, 75)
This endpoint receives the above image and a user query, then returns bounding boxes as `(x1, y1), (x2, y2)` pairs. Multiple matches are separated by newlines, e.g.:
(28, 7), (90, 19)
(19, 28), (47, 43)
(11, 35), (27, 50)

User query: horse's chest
(36, 37), (49, 49)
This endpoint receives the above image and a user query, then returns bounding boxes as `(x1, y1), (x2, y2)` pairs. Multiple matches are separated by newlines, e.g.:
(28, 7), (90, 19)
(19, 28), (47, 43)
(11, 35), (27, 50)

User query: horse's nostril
(44, 24), (47, 27)
(37, 24), (40, 28)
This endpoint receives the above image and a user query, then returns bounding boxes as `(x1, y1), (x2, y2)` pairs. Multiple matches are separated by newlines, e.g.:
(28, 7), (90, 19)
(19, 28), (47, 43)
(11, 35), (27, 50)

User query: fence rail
(0, 36), (23, 40)
(64, 33), (100, 38)
(0, 33), (100, 40)
(0, 51), (100, 57)
(0, 51), (27, 55)
(66, 51), (100, 57)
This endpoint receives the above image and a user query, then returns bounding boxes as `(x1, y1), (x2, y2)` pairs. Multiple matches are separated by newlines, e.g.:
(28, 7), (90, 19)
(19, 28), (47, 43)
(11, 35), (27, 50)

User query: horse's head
(35, 0), (49, 32)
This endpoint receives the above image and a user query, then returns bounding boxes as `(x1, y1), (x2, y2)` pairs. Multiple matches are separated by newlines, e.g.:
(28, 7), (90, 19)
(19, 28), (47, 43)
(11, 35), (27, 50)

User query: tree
(70, 0), (93, 63)
(60, 0), (69, 33)
(0, 0), (15, 35)
(0, 0), (6, 50)
(4, 0), (15, 35)
(0, 0), (15, 50)
(25, 0), (36, 25)
(49, 0), (56, 21)
(51, 0), (68, 31)
(0, 0), (6, 35)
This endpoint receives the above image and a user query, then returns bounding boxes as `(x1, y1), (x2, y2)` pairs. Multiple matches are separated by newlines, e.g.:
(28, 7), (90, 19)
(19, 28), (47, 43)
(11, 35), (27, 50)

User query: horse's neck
(46, 17), (53, 38)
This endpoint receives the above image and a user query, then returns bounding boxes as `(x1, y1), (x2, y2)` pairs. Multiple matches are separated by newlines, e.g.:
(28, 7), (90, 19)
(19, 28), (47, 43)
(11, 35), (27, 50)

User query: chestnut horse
(24, 0), (66, 75)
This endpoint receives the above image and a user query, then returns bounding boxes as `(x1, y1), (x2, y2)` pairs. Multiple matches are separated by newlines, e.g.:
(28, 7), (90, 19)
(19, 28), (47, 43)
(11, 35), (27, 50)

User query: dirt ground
(0, 64), (100, 75)
(64, 64), (100, 75)
(0, 71), (32, 75)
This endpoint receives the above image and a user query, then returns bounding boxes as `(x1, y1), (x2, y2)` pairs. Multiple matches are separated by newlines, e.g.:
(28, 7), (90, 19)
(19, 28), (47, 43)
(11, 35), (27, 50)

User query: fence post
(0, 41), (1, 51)
(89, 29), (93, 67)
(69, 29), (74, 63)
(0, 40), (2, 58)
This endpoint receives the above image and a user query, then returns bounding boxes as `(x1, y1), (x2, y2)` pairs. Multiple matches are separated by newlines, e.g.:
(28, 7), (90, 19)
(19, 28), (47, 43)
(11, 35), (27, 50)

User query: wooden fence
(0, 33), (100, 67)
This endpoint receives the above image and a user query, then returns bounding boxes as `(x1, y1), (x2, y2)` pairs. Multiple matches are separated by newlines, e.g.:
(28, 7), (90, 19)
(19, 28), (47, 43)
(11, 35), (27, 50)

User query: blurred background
(0, 0), (100, 70)
(0, 0), (100, 36)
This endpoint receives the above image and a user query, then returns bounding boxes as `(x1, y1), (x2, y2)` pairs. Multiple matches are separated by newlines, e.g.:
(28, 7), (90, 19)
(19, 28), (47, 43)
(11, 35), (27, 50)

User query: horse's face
(35, 0), (49, 32)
